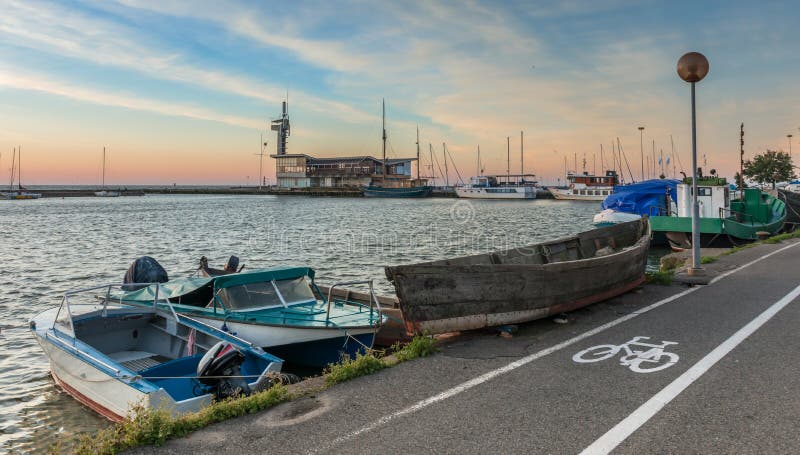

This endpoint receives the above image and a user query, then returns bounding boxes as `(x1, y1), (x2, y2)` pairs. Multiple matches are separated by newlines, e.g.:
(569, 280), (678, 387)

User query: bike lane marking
(579, 281), (800, 455)
(308, 241), (800, 455)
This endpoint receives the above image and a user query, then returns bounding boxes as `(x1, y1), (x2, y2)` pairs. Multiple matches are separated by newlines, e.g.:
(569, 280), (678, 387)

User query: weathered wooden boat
(30, 283), (284, 421)
(778, 189), (800, 229)
(385, 218), (650, 335)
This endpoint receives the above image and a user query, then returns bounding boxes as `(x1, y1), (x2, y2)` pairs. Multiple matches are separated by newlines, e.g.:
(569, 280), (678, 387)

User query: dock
(134, 238), (800, 454)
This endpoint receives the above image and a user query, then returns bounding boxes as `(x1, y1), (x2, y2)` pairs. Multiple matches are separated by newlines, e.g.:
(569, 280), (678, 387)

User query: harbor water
(0, 194), (652, 452)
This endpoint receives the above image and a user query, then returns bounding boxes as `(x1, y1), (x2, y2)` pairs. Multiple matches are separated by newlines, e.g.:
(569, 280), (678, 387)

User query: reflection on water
(0, 195), (625, 452)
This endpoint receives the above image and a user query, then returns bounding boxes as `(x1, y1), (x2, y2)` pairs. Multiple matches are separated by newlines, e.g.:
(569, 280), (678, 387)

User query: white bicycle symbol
(572, 336), (680, 373)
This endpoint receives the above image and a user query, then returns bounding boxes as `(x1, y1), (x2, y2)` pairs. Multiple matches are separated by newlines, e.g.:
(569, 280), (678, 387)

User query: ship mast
(382, 99), (387, 182)
(416, 125), (420, 181)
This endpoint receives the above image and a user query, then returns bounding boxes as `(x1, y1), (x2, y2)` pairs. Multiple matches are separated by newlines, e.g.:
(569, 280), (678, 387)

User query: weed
(393, 335), (438, 362)
(700, 256), (716, 264)
(69, 385), (289, 455)
(645, 270), (673, 285)
(324, 351), (387, 386)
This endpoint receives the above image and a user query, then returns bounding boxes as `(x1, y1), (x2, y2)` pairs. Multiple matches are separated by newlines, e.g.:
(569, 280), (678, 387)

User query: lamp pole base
(687, 267), (706, 276)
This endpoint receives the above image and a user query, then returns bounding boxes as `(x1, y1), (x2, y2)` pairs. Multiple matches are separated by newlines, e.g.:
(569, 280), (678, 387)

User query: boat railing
(56, 282), (257, 349)
(325, 280), (382, 324)
(719, 207), (756, 225)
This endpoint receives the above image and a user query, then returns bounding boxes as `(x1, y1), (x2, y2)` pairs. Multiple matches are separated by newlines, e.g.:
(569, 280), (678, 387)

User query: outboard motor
(197, 342), (251, 399)
(122, 256), (169, 291)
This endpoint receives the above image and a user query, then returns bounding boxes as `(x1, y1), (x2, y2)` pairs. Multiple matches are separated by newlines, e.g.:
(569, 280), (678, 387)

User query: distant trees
(743, 150), (795, 189)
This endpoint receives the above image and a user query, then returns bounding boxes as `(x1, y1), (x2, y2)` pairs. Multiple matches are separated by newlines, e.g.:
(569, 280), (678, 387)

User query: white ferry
(455, 174), (537, 199)
(550, 170), (619, 201)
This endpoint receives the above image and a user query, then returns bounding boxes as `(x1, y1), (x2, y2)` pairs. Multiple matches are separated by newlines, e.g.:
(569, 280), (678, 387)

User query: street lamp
(677, 51), (710, 276)
(788, 134), (793, 157)
(638, 126), (645, 182)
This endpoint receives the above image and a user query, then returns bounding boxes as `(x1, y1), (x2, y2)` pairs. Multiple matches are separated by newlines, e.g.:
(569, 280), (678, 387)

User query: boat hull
(191, 316), (377, 367)
(778, 189), (800, 227)
(363, 186), (432, 197)
(454, 186), (536, 199)
(550, 187), (611, 201)
(385, 219), (650, 334)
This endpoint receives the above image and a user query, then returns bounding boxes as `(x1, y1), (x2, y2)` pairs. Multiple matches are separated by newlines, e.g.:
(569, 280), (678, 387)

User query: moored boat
(650, 176), (786, 248)
(777, 188), (800, 229)
(113, 261), (386, 368)
(550, 170), (619, 201)
(593, 178), (679, 226)
(385, 219), (650, 335)
(2, 146), (41, 200)
(30, 284), (283, 421)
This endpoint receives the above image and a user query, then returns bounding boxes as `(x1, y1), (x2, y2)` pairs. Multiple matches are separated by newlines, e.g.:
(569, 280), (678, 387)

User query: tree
(743, 150), (795, 189)
(733, 171), (746, 189)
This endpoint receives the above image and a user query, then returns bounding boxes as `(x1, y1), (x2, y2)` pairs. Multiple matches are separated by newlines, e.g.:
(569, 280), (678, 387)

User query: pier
(134, 238), (800, 454)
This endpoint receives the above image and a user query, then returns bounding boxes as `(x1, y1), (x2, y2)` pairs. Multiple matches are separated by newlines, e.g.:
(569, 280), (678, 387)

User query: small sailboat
(113, 257), (386, 368)
(363, 100), (432, 197)
(94, 147), (120, 197)
(30, 283), (284, 421)
(2, 146), (41, 200)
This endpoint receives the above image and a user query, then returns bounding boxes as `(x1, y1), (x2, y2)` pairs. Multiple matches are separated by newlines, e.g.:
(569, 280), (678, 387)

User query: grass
(645, 270), (673, 285)
(68, 384), (289, 455)
(324, 351), (388, 386)
(700, 256), (717, 264)
(393, 335), (438, 362)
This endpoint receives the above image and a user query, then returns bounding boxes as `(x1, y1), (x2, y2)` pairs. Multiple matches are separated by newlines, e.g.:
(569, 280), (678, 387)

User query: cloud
(0, 70), (263, 129)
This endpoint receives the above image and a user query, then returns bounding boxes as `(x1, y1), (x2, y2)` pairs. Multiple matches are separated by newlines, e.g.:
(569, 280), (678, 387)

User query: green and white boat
(650, 176), (786, 249)
(111, 266), (386, 368)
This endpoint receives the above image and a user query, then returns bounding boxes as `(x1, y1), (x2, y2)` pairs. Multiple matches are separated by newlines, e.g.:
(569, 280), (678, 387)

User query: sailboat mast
(477, 145), (481, 176)
(506, 136), (510, 183)
(9, 147), (16, 191)
(102, 147), (106, 188)
(520, 131), (524, 176)
(416, 125), (420, 181)
(382, 99), (387, 181)
(429, 143), (435, 184)
(443, 143), (448, 187)
(18, 146), (21, 190)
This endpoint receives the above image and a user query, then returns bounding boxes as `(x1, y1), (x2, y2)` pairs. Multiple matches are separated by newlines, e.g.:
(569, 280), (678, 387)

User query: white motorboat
(30, 283), (283, 421)
(550, 170), (618, 201)
(455, 175), (537, 199)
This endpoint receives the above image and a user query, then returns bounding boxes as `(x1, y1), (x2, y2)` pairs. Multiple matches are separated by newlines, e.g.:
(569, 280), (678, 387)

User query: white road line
(580, 281), (800, 455)
(308, 241), (800, 454)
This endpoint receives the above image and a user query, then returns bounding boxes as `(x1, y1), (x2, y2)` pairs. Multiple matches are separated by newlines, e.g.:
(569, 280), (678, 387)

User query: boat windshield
(217, 276), (317, 311)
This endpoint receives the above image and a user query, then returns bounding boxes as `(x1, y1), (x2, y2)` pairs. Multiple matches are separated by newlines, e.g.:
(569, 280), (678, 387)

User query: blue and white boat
(30, 283), (284, 421)
(593, 179), (679, 226)
(113, 266), (386, 368)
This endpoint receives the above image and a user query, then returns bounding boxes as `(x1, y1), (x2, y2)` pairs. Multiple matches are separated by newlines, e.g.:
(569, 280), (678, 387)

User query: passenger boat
(593, 179), (678, 226)
(385, 219), (650, 335)
(550, 170), (619, 201)
(30, 284), (284, 421)
(454, 175), (537, 199)
(113, 262), (386, 368)
(650, 176), (786, 248)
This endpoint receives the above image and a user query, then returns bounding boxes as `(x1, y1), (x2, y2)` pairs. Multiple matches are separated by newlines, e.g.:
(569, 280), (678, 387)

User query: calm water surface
(0, 195), (612, 452)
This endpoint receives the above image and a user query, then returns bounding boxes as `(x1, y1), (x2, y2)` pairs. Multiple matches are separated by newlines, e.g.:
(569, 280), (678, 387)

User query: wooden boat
(30, 284), (283, 421)
(778, 188), (800, 229)
(385, 218), (650, 335)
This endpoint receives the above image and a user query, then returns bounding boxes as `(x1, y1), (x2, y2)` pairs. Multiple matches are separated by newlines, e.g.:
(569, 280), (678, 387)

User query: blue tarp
(601, 179), (679, 216)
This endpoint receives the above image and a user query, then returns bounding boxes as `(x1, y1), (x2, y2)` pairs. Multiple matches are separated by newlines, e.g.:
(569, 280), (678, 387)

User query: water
(0, 195), (608, 452)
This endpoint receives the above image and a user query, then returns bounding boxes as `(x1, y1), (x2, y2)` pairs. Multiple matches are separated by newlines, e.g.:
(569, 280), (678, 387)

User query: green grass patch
(393, 335), (438, 362)
(700, 256), (717, 264)
(645, 270), (673, 285)
(324, 351), (387, 386)
(68, 384), (289, 455)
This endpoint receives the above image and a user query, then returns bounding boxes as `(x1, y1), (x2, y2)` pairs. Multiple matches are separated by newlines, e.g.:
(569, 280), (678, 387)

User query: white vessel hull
(94, 191), (121, 197)
(455, 187), (536, 199)
(593, 209), (642, 226)
(193, 316), (377, 347)
(550, 187), (612, 201)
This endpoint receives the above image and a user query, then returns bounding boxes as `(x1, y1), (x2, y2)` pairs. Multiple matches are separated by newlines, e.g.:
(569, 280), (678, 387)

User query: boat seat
(108, 350), (165, 371)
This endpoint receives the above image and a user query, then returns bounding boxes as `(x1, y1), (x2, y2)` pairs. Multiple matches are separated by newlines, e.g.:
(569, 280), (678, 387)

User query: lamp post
(788, 134), (793, 157)
(677, 51), (710, 276)
(638, 126), (645, 182)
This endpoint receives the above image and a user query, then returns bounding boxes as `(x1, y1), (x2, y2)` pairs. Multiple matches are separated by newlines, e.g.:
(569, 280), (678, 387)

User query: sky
(1, 0), (798, 186)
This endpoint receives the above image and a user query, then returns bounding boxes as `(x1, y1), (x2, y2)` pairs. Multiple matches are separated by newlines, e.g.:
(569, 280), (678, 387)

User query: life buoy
(569, 183), (575, 189)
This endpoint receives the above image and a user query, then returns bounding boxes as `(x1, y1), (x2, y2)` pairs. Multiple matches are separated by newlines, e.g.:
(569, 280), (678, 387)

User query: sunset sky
(1, 0), (798, 185)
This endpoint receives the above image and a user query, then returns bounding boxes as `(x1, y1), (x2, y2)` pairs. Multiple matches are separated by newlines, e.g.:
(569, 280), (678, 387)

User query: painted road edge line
(580, 280), (800, 455)
(309, 241), (800, 454)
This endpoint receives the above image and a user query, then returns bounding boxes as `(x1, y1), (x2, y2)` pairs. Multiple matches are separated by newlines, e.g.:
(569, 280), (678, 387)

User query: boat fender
(197, 341), (251, 399)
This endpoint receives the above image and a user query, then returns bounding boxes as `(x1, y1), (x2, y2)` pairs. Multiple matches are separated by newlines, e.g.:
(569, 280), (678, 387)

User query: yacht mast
(9, 147), (16, 191)
(102, 147), (106, 189)
(382, 99), (387, 181)
(17, 146), (21, 190)
(520, 131), (524, 176)
(506, 136), (510, 183)
(416, 125), (420, 181)
(442, 143), (449, 187)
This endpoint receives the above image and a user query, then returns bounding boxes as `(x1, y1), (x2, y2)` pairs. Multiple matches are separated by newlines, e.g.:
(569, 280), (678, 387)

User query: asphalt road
(136, 239), (800, 454)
